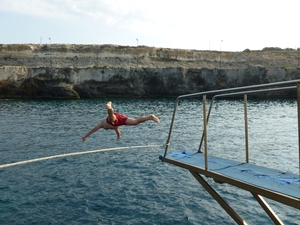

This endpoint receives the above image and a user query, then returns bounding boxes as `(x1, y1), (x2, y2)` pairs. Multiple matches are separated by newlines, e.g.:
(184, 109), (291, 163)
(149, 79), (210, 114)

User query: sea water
(0, 98), (299, 224)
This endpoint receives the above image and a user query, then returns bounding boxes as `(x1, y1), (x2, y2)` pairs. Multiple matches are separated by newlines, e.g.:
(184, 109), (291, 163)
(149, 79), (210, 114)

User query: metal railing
(163, 80), (300, 177)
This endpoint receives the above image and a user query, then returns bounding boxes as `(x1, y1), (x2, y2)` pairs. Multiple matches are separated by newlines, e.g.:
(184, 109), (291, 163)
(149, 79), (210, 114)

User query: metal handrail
(163, 80), (300, 178)
(172, 79), (300, 100)
(198, 86), (296, 152)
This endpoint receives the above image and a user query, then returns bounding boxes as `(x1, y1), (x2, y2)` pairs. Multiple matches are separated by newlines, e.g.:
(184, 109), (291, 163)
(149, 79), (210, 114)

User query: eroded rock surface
(1, 44), (299, 98)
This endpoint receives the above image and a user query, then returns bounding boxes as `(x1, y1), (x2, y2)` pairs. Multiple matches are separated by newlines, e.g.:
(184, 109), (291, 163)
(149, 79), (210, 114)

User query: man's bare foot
(106, 101), (112, 109)
(151, 114), (160, 124)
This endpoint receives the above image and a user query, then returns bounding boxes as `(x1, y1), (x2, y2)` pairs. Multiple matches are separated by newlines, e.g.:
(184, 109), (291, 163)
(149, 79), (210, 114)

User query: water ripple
(0, 98), (299, 224)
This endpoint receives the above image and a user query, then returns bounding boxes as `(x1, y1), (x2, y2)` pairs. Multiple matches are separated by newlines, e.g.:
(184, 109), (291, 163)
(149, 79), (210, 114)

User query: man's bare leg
(126, 114), (160, 125)
(149, 115), (160, 124)
(106, 101), (116, 123)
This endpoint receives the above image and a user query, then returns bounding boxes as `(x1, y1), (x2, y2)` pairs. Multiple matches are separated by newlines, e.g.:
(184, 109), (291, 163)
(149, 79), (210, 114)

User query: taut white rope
(0, 144), (165, 169)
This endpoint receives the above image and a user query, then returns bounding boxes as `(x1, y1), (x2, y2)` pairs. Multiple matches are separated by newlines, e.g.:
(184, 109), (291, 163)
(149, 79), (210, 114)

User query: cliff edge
(1, 44), (300, 99)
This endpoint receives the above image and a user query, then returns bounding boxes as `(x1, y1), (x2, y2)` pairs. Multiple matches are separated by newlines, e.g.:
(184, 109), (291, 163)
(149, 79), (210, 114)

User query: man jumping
(82, 101), (160, 142)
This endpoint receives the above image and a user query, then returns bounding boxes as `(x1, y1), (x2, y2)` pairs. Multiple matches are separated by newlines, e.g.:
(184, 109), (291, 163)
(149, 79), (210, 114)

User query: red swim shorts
(106, 113), (128, 126)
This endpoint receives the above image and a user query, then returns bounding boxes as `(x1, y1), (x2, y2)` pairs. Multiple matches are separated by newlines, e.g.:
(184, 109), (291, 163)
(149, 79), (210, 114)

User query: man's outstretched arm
(82, 122), (102, 142)
(114, 127), (121, 140)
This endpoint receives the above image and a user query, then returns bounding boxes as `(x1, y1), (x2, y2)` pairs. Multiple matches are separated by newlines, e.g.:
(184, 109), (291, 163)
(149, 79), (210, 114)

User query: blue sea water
(0, 98), (299, 224)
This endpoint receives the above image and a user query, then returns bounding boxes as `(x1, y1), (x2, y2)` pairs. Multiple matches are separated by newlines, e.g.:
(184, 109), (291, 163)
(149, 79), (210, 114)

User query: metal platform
(163, 152), (299, 206)
(161, 80), (300, 225)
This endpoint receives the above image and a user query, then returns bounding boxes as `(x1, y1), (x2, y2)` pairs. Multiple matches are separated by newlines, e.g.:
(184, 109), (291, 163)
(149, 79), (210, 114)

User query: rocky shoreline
(0, 44), (300, 99)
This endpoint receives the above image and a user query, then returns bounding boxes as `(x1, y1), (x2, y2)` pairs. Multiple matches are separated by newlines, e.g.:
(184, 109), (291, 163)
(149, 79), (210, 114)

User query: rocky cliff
(0, 44), (300, 99)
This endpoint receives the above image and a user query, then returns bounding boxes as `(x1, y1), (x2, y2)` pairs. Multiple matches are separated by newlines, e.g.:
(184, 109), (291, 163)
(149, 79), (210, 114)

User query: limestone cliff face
(0, 44), (300, 99)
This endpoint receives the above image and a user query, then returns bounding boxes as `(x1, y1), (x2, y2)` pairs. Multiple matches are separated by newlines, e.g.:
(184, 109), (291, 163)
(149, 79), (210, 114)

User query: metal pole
(203, 95), (208, 170)
(163, 99), (179, 157)
(190, 171), (248, 224)
(244, 94), (249, 163)
(297, 83), (300, 182)
(198, 97), (215, 152)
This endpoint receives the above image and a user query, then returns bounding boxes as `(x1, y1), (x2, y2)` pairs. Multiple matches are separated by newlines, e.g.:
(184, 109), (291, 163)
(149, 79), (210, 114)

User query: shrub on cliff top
(262, 47), (283, 52)
(243, 49), (251, 52)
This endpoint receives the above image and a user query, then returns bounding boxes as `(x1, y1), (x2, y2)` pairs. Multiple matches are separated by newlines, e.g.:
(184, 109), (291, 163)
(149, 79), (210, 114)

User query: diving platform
(161, 80), (300, 225)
